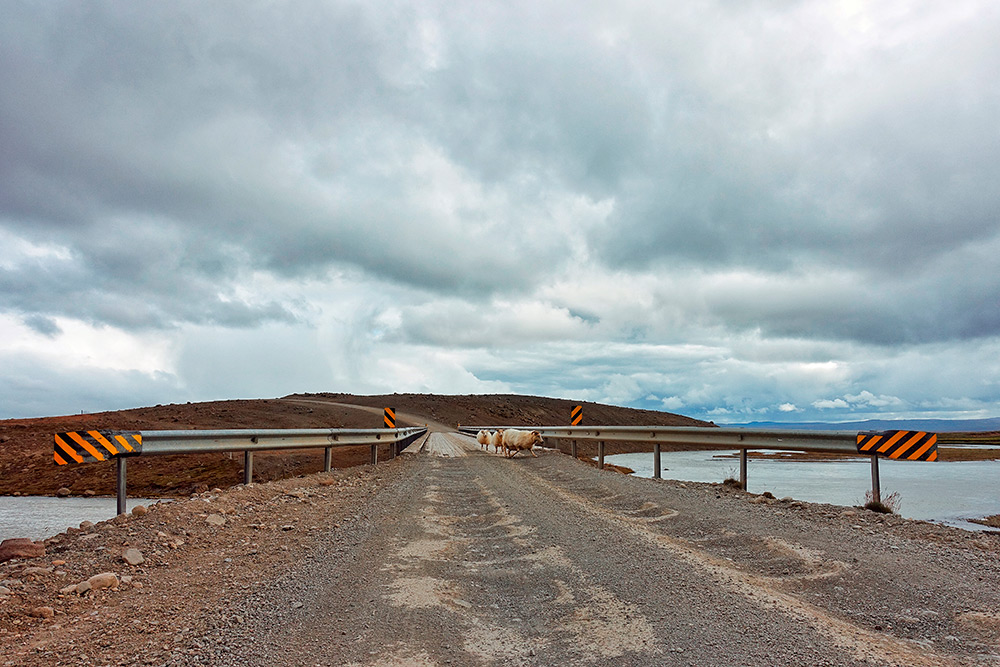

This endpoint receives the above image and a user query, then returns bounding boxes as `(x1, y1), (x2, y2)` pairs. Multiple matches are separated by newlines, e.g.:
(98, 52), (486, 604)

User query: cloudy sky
(2, 1), (999, 423)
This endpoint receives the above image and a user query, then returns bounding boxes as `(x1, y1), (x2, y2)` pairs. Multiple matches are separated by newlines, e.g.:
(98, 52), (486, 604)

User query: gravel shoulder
(2, 433), (998, 666)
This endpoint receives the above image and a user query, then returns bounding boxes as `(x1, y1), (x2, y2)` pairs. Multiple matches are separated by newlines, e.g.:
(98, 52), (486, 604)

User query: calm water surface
(604, 450), (1000, 532)
(0, 496), (164, 543)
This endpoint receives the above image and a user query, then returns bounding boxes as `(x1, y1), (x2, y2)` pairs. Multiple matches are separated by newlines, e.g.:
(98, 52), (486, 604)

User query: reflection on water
(604, 450), (1000, 532)
(0, 496), (164, 542)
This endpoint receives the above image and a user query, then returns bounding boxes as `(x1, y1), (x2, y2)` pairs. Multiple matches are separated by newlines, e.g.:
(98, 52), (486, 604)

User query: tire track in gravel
(212, 432), (992, 666)
(514, 464), (957, 667)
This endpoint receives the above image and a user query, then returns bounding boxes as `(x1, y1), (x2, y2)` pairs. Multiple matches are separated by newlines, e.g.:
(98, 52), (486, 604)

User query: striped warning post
(571, 405), (583, 426)
(54, 431), (142, 465)
(856, 430), (937, 461)
(383, 407), (396, 428)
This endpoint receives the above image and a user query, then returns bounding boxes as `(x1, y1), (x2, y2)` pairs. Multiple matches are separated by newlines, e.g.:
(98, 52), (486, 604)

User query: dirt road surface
(3, 433), (999, 666)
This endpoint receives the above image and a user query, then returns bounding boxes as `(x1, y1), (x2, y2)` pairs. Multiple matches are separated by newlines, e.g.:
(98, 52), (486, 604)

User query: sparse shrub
(863, 490), (901, 514)
(722, 466), (743, 489)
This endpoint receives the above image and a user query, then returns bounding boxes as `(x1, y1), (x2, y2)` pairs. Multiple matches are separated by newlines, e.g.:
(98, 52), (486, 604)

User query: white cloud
(813, 398), (851, 410)
(661, 396), (685, 410)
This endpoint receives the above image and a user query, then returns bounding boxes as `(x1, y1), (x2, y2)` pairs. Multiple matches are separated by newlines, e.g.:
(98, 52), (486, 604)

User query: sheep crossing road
(214, 432), (997, 667)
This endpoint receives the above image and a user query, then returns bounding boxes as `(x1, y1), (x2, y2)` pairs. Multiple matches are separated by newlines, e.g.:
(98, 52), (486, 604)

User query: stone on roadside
(122, 548), (145, 566)
(75, 580), (92, 595)
(20, 567), (53, 578)
(83, 489), (96, 497)
(206, 514), (226, 527)
(59, 584), (78, 595)
(0, 538), (46, 563)
(29, 606), (55, 619)
(56, 487), (71, 497)
(0, 586), (12, 596)
(79, 521), (95, 530)
(131, 505), (149, 517)
(87, 572), (119, 592)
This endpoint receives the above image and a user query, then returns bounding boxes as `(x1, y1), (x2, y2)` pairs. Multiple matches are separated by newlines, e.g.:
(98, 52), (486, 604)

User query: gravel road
(3, 432), (999, 666)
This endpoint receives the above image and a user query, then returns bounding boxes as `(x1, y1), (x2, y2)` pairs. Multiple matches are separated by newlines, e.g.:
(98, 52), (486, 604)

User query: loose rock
(0, 538), (46, 563)
(56, 487), (71, 497)
(123, 548), (145, 566)
(20, 567), (54, 578)
(206, 514), (226, 526)
(132, 505), (149, 517)
(29, 606), (55, 619)
(87, 572), (119, 592)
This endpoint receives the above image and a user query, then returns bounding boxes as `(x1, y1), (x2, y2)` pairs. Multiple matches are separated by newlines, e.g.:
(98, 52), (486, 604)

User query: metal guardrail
(55, 427), (427, 514)
(459, 425), (937, 503)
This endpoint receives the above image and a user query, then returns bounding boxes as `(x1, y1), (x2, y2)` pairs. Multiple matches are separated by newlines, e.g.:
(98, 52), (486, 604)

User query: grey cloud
(0, 223), (300, 330)
(22, 314), (61, 337)
(0, 351), (185, 419)
(1, 1), (998, 422)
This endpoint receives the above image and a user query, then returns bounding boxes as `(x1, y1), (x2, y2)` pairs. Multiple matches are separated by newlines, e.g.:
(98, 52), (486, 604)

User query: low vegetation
(863, 490), (901, 514)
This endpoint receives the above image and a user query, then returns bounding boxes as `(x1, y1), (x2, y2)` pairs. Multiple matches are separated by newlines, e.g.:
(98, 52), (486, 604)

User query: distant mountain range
(719, 417), (1000, 432)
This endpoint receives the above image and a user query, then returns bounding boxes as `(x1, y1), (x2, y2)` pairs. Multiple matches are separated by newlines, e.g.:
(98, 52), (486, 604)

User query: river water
(0, 496), (164, 543)
(3, 452), (998, 541)
(603, 450), (1000, 532)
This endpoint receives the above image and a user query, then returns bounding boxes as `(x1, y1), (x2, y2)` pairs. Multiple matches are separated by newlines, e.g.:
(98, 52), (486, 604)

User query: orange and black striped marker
(571, 405), (583, 426)
(383, 407), (396, 428)
(856, 430), (937, 461)
(54, 431), (142, 465)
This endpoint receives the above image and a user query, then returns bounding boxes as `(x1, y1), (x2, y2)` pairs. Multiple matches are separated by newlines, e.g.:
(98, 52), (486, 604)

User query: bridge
(7, 430), (998, 666)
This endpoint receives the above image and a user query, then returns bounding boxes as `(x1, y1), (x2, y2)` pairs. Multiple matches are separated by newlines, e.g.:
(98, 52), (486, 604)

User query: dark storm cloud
(1, 1), (999, 421)
(0, 0), (583, 311)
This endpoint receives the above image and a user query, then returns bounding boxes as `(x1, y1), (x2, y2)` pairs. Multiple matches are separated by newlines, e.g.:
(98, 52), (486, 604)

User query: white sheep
(502, 429), (542, 458)
(489, 429), (504, 454)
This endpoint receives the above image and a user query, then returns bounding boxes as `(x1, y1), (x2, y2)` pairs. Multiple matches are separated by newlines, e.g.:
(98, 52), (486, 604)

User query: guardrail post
(571, 439), (577, 459)
(740, 449), (748, 490)
(598, 441), (605, 470)
(324, 447), (332, 473)
(870, 455), (881, 504)
(371, 444), (378, 466)
(116, 457), (127, 515)
(244, 451), (253, 484)
(653, 443), (661, 479)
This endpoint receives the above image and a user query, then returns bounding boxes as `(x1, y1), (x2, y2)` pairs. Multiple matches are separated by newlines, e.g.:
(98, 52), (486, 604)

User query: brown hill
(0, 393), (711, 498)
